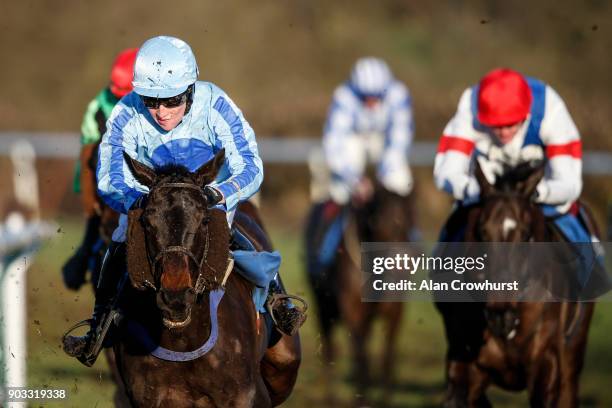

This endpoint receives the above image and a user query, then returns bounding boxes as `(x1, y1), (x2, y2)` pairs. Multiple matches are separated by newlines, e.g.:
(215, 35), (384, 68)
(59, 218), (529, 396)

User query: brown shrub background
(2, 0), (611, 234)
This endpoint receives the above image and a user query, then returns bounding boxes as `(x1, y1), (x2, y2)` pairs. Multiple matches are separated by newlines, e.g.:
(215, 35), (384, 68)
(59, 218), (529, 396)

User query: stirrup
(266, 293), (308, 336)
(61, 309), (121, 367)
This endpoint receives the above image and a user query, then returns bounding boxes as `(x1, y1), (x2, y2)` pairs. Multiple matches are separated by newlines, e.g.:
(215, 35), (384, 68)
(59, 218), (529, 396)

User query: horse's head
(123, 150), (230, 329)
(467, 159), (550, 338)
(356, 181), (414, 242)
(467, 159), (547, 243)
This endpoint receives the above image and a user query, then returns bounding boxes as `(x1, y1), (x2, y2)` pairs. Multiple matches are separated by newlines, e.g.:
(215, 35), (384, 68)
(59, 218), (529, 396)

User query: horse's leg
(260, 333), (301, 407)
(437, 301), (486, 407)
(528, 349), (560, 408)
(379, 302), (403, 407)
(104, 349), (131, 408)
(556, 302), (594, 408)
(320, 316), (335, 365)
(442, 360), (470, 408)
(467, 363), (491, 408)
(348, 304), (375, 406)
(317, 305), (339, 406)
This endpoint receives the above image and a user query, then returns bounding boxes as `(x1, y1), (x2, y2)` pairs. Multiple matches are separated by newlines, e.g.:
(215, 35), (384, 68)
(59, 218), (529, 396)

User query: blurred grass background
(2, 0), (612, 406)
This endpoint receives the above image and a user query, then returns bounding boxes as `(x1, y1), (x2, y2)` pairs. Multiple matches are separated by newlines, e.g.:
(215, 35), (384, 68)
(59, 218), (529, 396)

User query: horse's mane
(154, 164), (197, 183)
(495, 160), (546, 193)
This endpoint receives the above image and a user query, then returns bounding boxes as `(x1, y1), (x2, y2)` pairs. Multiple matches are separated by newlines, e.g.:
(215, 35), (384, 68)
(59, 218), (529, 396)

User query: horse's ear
(123, 151), (156, 188)
(464, 205), (482, 242)
(518, 160), (546, 198)
(195, 149), (226, 187)
(474, 158), (495, 198)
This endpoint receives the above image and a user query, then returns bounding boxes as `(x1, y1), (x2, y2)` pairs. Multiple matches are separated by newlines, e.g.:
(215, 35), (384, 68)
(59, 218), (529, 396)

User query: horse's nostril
(159, 289), (181, 306)
(158, 290), (171, 307)
(158, 288), (194, 309)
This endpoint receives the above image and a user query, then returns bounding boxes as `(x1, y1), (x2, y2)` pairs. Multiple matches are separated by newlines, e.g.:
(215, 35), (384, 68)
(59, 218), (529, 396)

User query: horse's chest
(123, 351), (258, 407)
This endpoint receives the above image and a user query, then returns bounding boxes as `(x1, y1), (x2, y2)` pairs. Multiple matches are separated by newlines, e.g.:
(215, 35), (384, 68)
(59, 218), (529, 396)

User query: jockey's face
(363, 96), (382, 110)
(148, 102), (186, 131)
(490, 121), (524, 145)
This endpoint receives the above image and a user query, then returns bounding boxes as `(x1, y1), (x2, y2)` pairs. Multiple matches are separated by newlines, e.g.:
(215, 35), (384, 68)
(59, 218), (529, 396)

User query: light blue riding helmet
(132, 36), (199, 98)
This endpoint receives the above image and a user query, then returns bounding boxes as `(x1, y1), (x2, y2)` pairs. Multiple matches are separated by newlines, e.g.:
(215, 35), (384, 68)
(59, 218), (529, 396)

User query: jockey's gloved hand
(203, 186), (224, 208)
(61, 247), (88, 290)
(130, 194), (148, 210)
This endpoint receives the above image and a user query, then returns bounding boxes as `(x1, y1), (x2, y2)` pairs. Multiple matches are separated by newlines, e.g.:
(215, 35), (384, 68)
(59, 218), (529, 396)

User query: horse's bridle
(140, 182), (218, 295)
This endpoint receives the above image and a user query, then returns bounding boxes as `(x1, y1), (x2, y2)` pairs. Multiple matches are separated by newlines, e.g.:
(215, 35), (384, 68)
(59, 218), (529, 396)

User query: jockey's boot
(266, 275), (307, 336)
(62, 241), (125, 367)
(61, 215), (101, 290)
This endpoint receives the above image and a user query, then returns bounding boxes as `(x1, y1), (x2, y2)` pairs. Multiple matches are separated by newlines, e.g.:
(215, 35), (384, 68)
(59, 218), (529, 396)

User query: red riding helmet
(110, 48), (138, 98)
(477, 68), (532, 127)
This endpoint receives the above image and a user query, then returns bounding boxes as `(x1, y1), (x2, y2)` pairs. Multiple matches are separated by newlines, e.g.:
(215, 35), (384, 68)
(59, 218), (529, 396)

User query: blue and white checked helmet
(132, 36), (199, 98)
(350, 57), (393, 98)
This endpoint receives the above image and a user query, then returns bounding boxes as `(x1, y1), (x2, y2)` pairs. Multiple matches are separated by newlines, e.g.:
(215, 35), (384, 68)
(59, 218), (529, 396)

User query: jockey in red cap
(434, 67), (583, 221)
(477, 68), (533, 127)
(62, 48), (138, 293)
(433, 68), (608, 401)
(109, 48), (138, 98)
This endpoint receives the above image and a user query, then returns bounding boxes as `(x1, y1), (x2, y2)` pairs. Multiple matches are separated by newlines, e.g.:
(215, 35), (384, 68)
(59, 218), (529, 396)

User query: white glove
(519, 145), (544, 164)
(478, 150), (504, 185)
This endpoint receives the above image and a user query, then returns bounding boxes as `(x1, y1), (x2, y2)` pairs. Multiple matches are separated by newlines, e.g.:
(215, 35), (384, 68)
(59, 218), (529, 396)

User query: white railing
(0, 140), (55, 407)
(0, 132), (611, 175)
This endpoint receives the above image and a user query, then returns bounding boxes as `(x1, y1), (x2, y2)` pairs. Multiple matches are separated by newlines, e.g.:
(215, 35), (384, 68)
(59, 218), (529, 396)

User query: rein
(128, 288), (227, 362)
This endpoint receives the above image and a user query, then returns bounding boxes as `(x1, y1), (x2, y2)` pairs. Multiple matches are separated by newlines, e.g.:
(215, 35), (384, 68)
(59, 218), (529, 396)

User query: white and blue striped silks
(323, 80), (415, 203)
(97, 81), (263, 214)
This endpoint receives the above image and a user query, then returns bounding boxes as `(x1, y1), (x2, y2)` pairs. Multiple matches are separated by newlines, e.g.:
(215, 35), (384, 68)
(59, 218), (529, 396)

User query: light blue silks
(233, 250), (281, 312)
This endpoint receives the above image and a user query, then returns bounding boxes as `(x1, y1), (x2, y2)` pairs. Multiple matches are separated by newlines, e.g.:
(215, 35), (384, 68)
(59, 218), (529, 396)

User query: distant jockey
(323, 57), (414, 206)
(306, 57), (417, 276)
(433, 67), (596, 244)
(62, 48), (138, 291)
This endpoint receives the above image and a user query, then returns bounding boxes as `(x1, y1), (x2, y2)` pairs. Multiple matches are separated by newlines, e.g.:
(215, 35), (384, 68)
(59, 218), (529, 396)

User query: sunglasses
(140, 88), (190, 109)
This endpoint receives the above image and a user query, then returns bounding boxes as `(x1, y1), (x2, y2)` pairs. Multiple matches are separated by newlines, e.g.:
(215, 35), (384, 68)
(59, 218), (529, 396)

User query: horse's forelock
(153, 165), (198, 186)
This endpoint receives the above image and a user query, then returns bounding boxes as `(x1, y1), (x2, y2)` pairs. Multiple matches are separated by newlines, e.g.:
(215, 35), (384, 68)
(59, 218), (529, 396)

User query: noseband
(141, 182), (215, 295)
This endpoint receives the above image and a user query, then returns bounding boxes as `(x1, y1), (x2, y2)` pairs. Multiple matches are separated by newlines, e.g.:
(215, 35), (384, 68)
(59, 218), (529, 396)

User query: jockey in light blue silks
(63, 36), (305, 366)
(307, 58), (417, 276)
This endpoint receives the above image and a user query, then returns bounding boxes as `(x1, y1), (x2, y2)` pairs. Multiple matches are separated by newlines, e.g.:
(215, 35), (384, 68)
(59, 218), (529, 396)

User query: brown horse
(113, 150), (300, 407)
(306, 181), (415, 404)
(437, 162), (596, 407)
